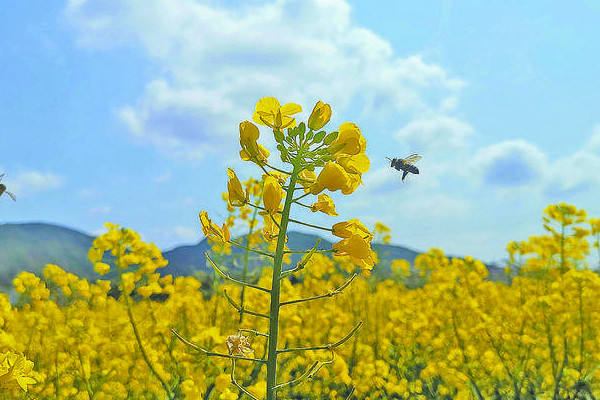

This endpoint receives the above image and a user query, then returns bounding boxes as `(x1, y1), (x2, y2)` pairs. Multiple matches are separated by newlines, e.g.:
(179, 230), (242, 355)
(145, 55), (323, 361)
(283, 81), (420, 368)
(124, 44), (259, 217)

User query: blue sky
(2, 0), (600, 264)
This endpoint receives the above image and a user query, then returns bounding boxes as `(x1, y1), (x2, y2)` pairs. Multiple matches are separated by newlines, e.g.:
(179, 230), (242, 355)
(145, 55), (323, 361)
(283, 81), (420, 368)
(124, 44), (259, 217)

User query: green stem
(124, 295), (174, 399)
(266, 163), (300, 400)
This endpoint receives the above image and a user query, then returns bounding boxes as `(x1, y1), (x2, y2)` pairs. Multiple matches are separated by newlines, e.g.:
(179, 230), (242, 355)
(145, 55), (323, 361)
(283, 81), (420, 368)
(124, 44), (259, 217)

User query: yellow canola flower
(336, 153), (370, 175)
(333, 234), (375, 269)
(332, 219), (372, 242)
(226, 168), (247, 207)
(0, 351), (36, 391)
(214, 373), (231, 392)
(199, 211), (230, 244)
(262, 212), (282, 242)
(329, 122), (366, 156)
(262, 175), (284, 215)
(252, 96), (302, 129)
(239, 121), (270, 164)
(310, 193), (338, 216)
(308, 100), (332, 131)
(298, 169), (316, 192)
(310, 162), (351, 195)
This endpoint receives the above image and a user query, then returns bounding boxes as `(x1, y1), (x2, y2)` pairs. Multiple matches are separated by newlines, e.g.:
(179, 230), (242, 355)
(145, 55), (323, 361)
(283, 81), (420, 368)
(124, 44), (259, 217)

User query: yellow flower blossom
(262, 175), (284, 215)
(308, 100), (332, 131)
(226, 168), (247, 207)
(239, 120), (270, 164)
(0, 351), (36, 391)
(332, 219), (372, 241)
(310, 193), (338, 216)
(310, 162), (351, 195)
(252, 97), (302, 129)
(329, 122), (366, 156)
(333, 234), (375, 269)
(199, 211), (230, 244)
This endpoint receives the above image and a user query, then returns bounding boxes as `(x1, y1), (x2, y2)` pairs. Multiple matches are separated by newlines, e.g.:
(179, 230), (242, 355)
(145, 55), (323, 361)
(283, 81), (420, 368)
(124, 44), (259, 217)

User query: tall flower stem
(266, 162), (300, 400)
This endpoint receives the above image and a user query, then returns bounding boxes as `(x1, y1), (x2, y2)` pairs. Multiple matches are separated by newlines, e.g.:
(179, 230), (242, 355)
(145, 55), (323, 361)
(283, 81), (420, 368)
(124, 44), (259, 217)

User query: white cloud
(587, 124), (600, 149)
(546, 150), (600, 193)
(394, 115), (474, 155)
(89, 205), (111, 214)
(66, 0), (464, 159)
(470, 140), (548, 188)
(8, 171), (65, 196)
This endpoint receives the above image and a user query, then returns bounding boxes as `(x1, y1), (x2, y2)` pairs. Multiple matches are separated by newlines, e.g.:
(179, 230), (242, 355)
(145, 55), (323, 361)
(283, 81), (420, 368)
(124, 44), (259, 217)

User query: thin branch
(224, 290), (270, 319)
(277, 321), (363, 354)
(239, 328), (269, 339)
(287, 217), (333, 232)
(284, 249), (334, 255)
(294, 201), (313, 210)
(281, 274), (357, 306)
(273, 352), (335, 391)
(292, 192), (312, 203)
(231, 360), (261, 400)
(206, 253), (270, 293)
(264, 162), (291, 175)
(345, 388), (356, 400)
(228, 240), (274, 258)
(171, 328), (266, 363)
(280, 239), (321, 280)
(269, 214), (281, 229)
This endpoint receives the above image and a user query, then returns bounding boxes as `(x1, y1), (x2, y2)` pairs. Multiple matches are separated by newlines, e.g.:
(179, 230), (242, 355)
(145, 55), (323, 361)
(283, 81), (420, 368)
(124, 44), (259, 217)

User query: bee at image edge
(0, 174), (16, 201)
(387, 154), (422, 182)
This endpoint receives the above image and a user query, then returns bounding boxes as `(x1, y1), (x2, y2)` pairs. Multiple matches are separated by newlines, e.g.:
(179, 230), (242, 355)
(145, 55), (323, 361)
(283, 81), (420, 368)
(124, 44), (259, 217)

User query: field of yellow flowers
(0, 203), (599, 400)
(2, 96), (600, 400)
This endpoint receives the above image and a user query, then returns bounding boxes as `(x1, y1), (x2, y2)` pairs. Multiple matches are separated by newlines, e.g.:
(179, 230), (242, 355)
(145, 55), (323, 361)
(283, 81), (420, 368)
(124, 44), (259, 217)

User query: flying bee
(387, 154), (422, 182)
(0, 174), (16, 201)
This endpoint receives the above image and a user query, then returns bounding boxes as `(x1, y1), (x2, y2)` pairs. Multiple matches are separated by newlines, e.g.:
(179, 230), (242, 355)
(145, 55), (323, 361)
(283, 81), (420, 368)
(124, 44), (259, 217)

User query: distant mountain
(0, 222), (502, 289)
(0, 223), (96, 287)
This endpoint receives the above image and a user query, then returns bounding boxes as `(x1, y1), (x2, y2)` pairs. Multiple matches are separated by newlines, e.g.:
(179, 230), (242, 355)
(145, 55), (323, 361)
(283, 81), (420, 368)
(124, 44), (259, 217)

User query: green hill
(1, 222), (501, 293)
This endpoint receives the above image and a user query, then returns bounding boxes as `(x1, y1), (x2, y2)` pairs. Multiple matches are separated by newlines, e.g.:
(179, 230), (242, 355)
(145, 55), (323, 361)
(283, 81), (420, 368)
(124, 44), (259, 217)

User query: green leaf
(306, 129), (314, 141)
(323, 131), (338, 145)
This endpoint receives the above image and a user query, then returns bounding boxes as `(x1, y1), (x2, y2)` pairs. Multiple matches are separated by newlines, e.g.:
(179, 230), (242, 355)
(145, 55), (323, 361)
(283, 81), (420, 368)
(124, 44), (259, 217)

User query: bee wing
(0, 174), (4, 181)
(403, 154), (422, 164)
